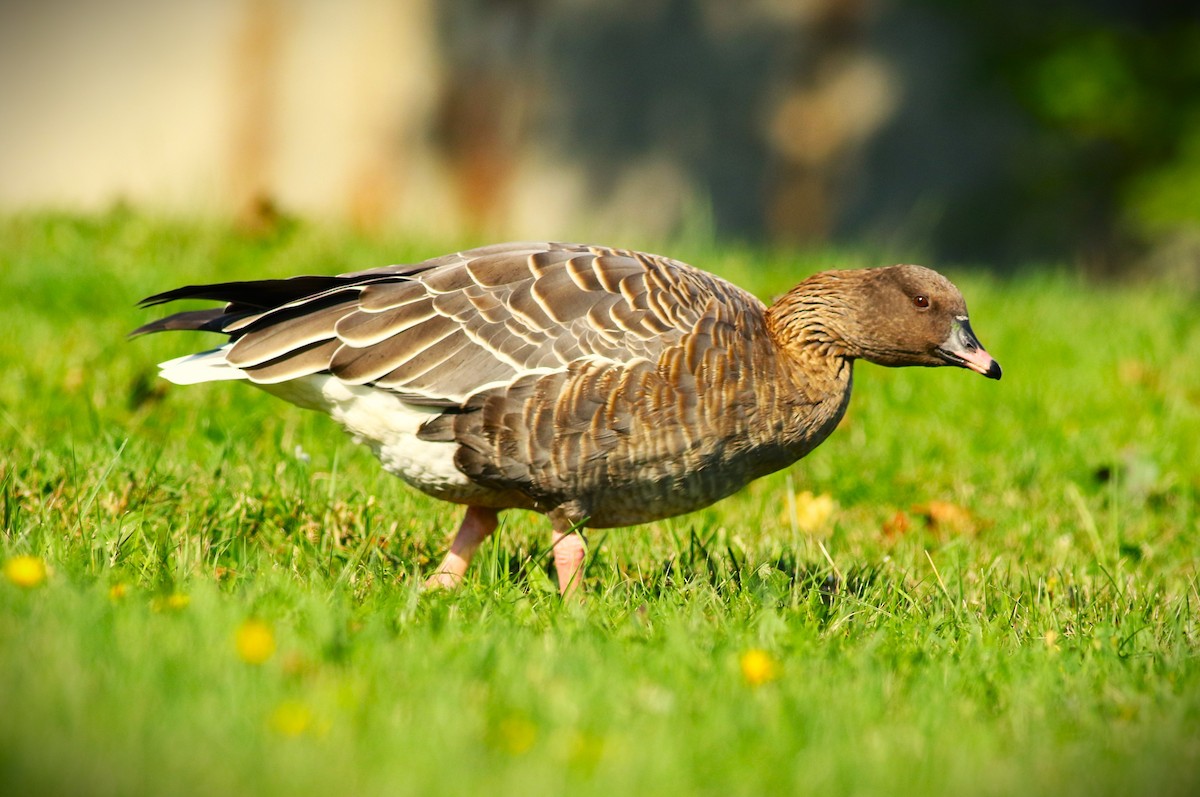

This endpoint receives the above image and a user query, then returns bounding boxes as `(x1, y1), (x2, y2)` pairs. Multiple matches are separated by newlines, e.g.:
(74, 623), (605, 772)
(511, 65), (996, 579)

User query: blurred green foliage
(940, 1), (1200, 268)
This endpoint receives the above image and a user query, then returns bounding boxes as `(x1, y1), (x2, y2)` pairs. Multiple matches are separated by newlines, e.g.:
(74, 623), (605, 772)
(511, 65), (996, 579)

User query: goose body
(136, 242), (1000, 593)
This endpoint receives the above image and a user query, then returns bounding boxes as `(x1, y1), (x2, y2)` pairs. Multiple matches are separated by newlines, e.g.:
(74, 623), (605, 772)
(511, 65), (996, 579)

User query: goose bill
(935, 317), (1002, 380)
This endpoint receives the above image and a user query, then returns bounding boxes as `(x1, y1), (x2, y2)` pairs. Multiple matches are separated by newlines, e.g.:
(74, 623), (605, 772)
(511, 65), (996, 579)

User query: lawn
(1, 211), (1198, 796)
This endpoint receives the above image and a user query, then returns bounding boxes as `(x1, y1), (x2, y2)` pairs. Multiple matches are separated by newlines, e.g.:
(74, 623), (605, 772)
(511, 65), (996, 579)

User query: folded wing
(134, 242), (762, 408)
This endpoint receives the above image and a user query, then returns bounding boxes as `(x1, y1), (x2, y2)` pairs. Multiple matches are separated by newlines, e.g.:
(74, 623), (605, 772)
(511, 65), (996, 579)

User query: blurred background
(2, 0), (1198, 275)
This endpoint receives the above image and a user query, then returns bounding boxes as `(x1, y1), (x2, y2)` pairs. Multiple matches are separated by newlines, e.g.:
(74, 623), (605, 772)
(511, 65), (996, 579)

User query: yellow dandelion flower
(235, 618), (276, 665)
(269, 701), (313, 737)
(152, 592), (190, 612)
(4, 555), (47, 588)
(789, 491), (836, 533)
(493, 715), (537, 755)
(739, 648), (780, 687)
(108, 583), (128, 601)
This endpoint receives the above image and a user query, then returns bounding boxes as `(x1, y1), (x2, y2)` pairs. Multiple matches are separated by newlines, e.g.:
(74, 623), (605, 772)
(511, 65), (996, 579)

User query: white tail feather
(158, 346), (248, 385)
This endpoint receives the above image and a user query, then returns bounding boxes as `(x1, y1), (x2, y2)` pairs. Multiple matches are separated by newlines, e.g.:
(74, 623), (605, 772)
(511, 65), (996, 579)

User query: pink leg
(425, 506), (499, 589)
(551, 527), (587, 598)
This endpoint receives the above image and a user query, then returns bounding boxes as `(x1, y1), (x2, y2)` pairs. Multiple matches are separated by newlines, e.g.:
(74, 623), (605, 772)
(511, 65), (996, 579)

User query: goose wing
(136, 242), (763, 407)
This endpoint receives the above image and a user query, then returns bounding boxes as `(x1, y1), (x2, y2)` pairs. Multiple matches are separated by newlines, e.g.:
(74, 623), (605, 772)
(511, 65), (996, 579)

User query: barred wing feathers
(137, 242), (764, 411)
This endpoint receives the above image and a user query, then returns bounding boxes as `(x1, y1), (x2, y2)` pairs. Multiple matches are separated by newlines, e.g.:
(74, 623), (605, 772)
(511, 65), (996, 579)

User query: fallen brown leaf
(881, 510), (911, 539)
(911, 500), (976, 534)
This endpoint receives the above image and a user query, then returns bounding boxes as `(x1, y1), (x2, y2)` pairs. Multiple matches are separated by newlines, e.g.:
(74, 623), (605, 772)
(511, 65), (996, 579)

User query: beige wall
(0, 1), (455, 228)
(0, 0), (889, 244)
(3, 1), (232, 210)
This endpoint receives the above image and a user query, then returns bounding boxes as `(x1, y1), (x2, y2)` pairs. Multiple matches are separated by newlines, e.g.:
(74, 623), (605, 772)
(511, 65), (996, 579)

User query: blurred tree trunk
(434, 0), (543, 235)
(228, 0), (282, 232)
(765, 0), (893, 245)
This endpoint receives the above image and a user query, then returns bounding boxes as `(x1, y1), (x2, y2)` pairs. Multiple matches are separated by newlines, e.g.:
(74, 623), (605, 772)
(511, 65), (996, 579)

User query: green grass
(2, 211), (1198, 796)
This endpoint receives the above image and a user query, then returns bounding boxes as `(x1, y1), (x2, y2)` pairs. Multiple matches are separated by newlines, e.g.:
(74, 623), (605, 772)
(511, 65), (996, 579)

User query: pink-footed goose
(134, 242), (1000, 596)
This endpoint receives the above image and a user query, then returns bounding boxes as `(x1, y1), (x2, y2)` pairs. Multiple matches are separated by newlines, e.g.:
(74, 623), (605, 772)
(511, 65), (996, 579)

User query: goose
(134, 242), (1000, 596)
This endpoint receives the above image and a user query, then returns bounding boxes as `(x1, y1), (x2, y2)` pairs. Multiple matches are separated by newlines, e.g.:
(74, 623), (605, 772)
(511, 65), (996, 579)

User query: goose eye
(913, 295), (930, 309)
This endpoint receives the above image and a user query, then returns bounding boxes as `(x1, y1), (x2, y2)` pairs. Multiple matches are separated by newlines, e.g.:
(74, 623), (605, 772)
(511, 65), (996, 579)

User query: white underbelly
(260, 375), (490, 503)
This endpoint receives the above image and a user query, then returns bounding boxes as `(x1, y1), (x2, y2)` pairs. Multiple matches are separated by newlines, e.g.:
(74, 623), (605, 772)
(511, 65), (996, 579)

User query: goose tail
(157, 346), (247, 385)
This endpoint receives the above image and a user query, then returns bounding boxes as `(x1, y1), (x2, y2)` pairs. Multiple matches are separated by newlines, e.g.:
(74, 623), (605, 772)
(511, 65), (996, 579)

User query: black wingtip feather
(128, 308), (261, 339)
(133, 275), (371, 339)
(137, 275), (359, 309)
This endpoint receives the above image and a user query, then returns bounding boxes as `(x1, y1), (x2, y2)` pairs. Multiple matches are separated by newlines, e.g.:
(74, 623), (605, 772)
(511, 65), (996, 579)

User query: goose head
(769, 264), (1002, 379)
